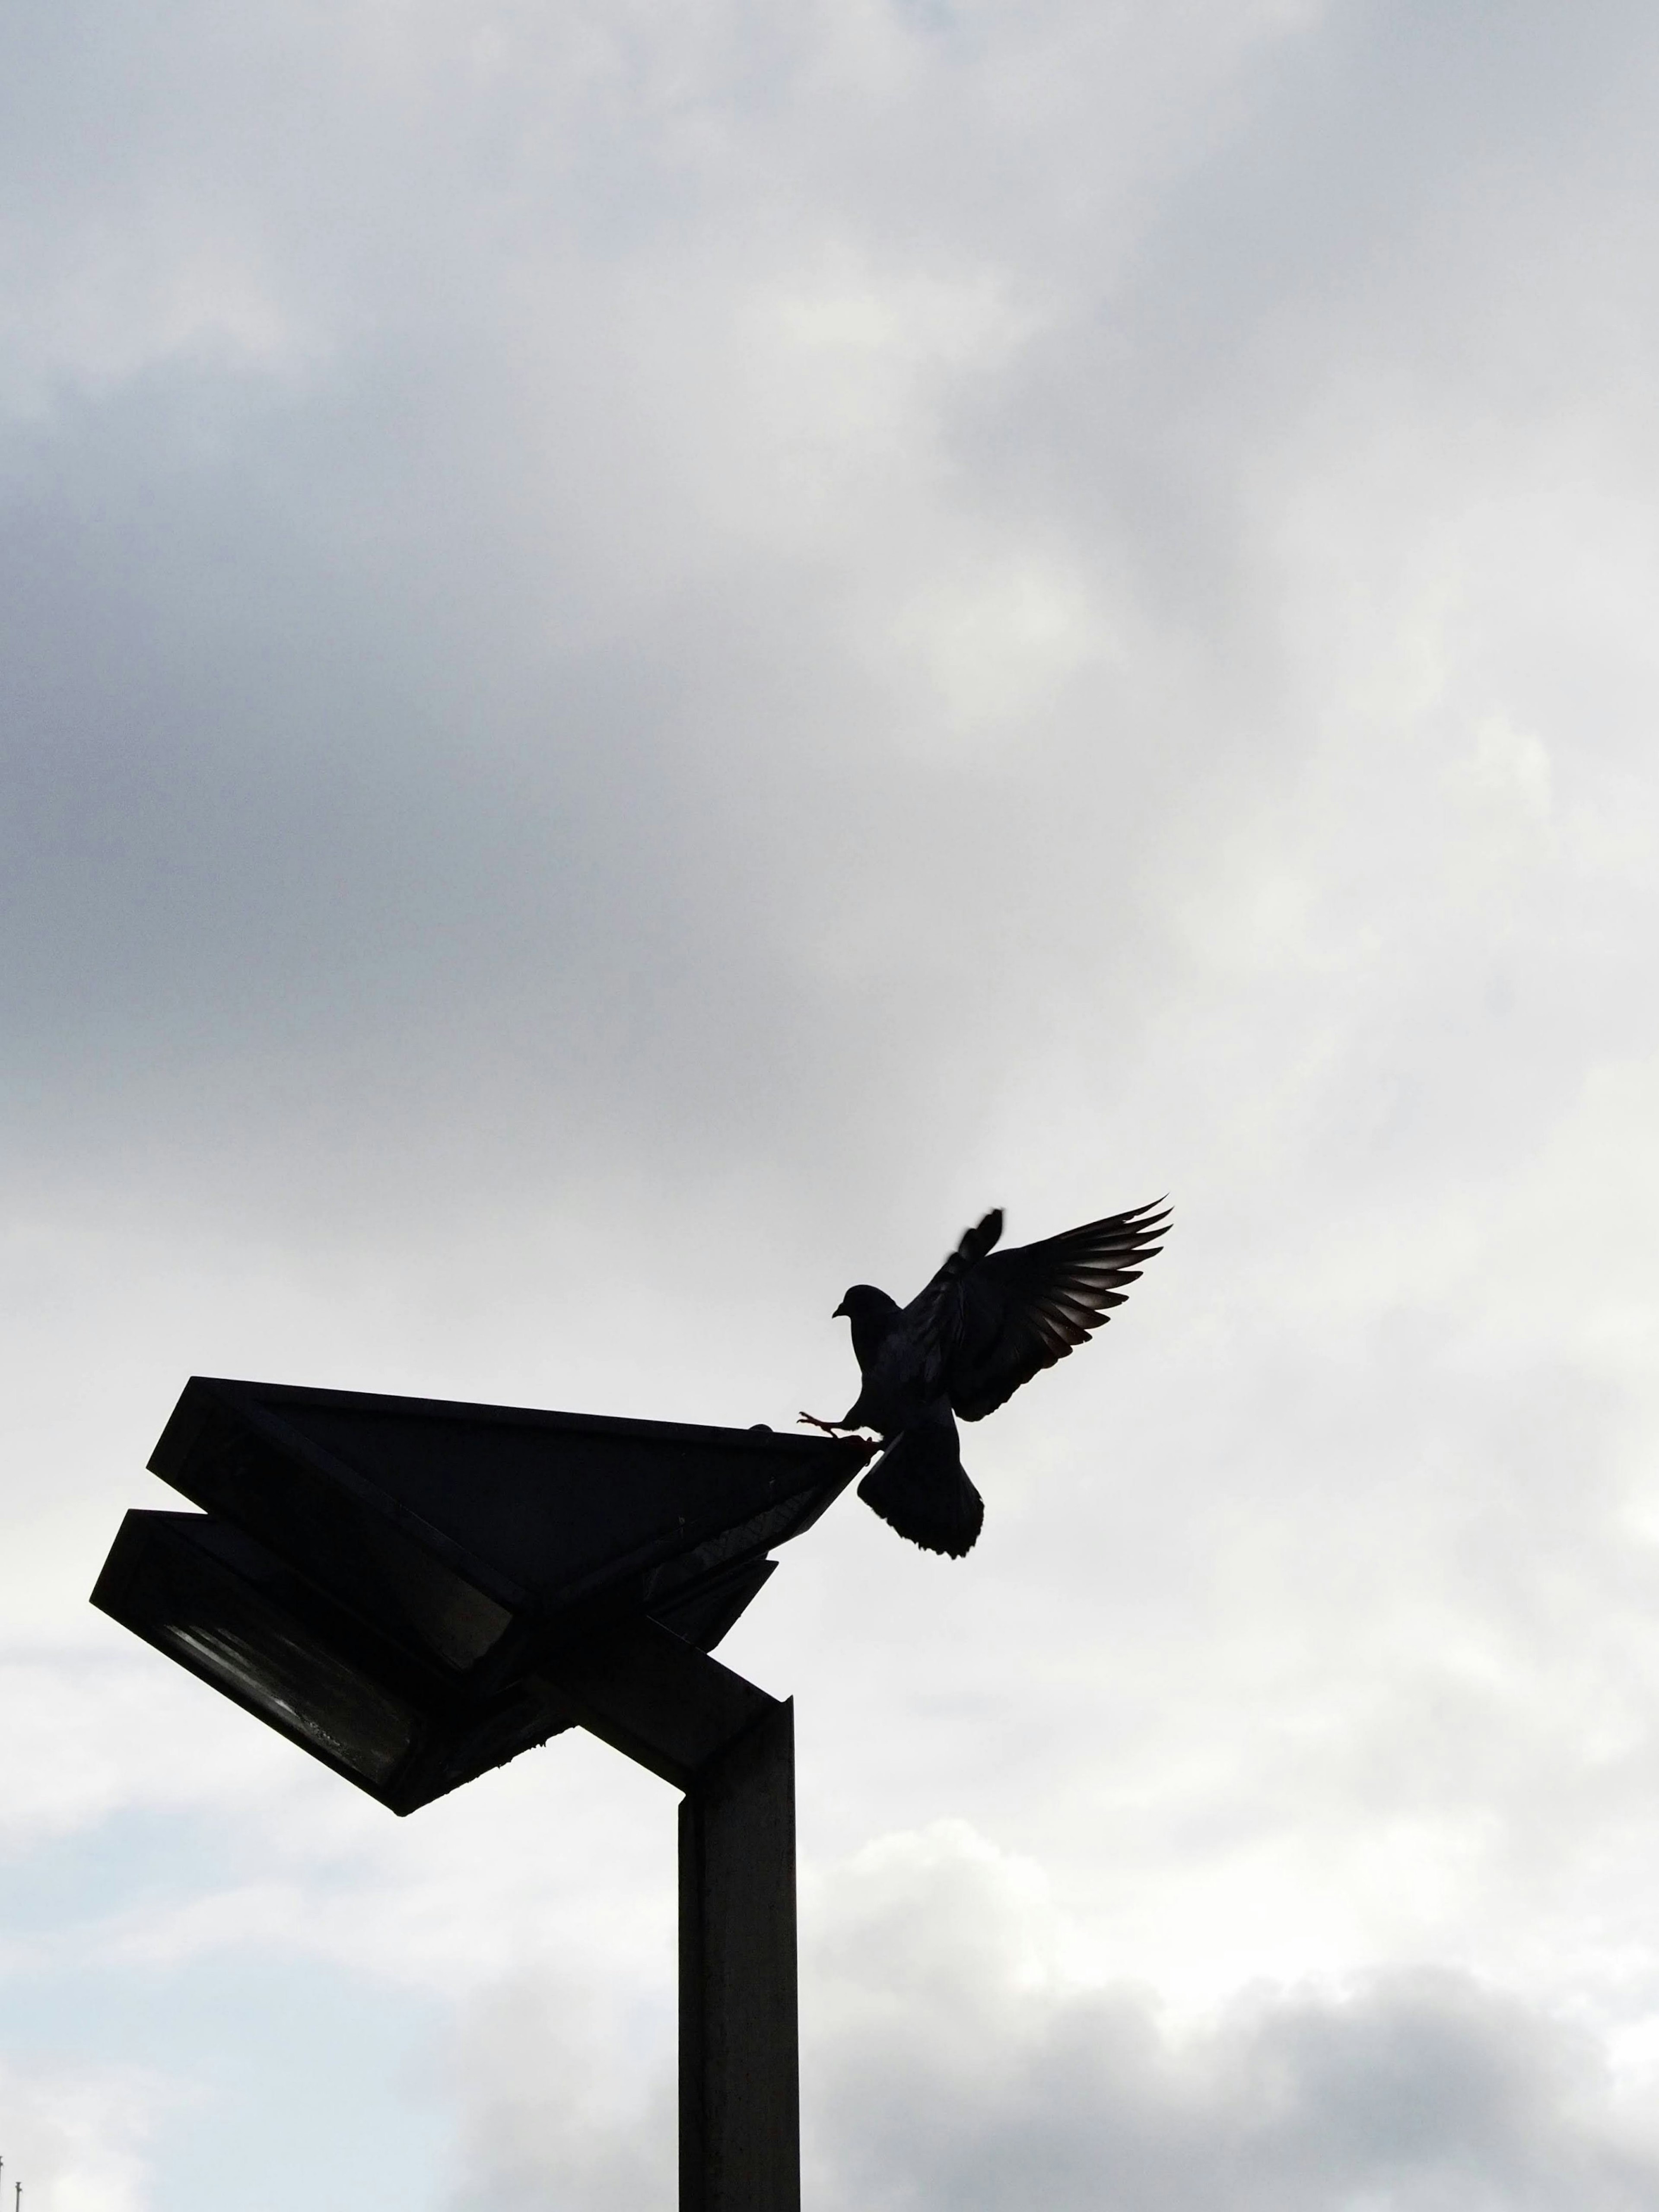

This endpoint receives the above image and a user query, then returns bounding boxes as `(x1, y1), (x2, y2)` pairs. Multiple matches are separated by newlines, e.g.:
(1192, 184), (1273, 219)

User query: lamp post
(93, 1376), (871, 2212)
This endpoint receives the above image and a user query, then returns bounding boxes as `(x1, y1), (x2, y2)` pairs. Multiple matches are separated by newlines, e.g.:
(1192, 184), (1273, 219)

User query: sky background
(5, 0), (1659, 2205)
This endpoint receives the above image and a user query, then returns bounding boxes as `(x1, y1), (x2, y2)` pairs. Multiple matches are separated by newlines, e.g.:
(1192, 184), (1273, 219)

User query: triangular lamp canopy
(93, 1379), (861, 1815)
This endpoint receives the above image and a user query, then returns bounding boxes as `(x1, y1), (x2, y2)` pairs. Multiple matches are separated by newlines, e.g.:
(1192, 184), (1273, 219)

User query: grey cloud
(438, 1825), (1659, 2212)
(820, 1973), (1659, 2212)
(436, 1970), (675, 2212)
(28, 0), (1646, 1225)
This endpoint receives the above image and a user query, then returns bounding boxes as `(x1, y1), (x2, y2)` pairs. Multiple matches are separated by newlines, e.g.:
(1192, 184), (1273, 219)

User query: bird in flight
(801, 1201), (1169, 1557)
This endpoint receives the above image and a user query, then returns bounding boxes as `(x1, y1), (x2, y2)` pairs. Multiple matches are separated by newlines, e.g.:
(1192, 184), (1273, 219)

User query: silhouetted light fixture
(94, 1376), (870, 2211)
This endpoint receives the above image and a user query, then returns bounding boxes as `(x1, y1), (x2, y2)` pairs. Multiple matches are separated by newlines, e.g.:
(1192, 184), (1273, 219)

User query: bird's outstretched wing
(948, 1201), (1170, 1422)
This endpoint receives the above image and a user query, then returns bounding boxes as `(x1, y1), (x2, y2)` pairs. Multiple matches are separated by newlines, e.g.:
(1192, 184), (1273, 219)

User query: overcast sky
(5, 1), (1659, 2206)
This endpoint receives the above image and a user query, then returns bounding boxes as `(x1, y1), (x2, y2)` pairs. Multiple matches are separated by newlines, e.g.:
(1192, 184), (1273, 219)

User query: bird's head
(833, 1283), (900, 1338)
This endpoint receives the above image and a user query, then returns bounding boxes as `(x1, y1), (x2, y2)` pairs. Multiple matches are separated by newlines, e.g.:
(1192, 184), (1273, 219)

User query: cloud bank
(447, 1825), (1659, 2212)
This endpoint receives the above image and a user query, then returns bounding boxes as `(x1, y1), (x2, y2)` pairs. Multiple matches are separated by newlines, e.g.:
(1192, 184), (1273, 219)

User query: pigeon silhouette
(802, 1201), (1169, 1557)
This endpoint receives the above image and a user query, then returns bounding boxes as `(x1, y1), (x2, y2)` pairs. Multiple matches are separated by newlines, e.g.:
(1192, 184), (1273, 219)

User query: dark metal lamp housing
(92, 1377), (859, 1814)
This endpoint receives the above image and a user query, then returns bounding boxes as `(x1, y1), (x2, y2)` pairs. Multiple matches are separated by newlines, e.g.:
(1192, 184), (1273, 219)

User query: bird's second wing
(949, 1201), (1169, 1422)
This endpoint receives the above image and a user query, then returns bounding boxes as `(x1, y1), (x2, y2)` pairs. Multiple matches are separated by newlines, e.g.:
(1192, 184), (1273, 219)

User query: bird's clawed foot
(797, 1411), (847, 1437)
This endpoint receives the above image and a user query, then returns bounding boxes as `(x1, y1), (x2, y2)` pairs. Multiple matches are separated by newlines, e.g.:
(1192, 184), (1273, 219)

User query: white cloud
(0, 2058), (173, 2212)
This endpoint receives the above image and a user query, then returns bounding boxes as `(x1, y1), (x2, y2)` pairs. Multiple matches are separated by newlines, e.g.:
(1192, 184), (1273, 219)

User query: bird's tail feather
(858, 1425), (985, 1557)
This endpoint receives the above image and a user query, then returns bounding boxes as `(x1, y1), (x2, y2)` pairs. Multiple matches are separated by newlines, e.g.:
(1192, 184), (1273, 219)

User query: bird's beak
(833, 1300), (848, 1319)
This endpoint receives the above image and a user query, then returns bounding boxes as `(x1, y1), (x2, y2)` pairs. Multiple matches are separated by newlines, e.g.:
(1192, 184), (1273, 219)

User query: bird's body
(804, 1200), (1169, 1557)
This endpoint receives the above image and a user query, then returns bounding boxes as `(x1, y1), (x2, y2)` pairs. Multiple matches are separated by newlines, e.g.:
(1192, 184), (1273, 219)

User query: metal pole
(679, 1699), (798, 2212)
(536, 1621), (802, 2212)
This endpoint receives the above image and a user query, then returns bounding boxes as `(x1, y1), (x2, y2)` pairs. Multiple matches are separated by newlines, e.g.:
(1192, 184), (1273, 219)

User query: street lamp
(93, 1374), (871, 2212)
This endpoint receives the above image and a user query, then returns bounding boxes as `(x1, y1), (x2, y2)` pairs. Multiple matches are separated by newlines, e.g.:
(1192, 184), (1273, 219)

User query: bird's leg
(797, 1411), (847, 1436)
